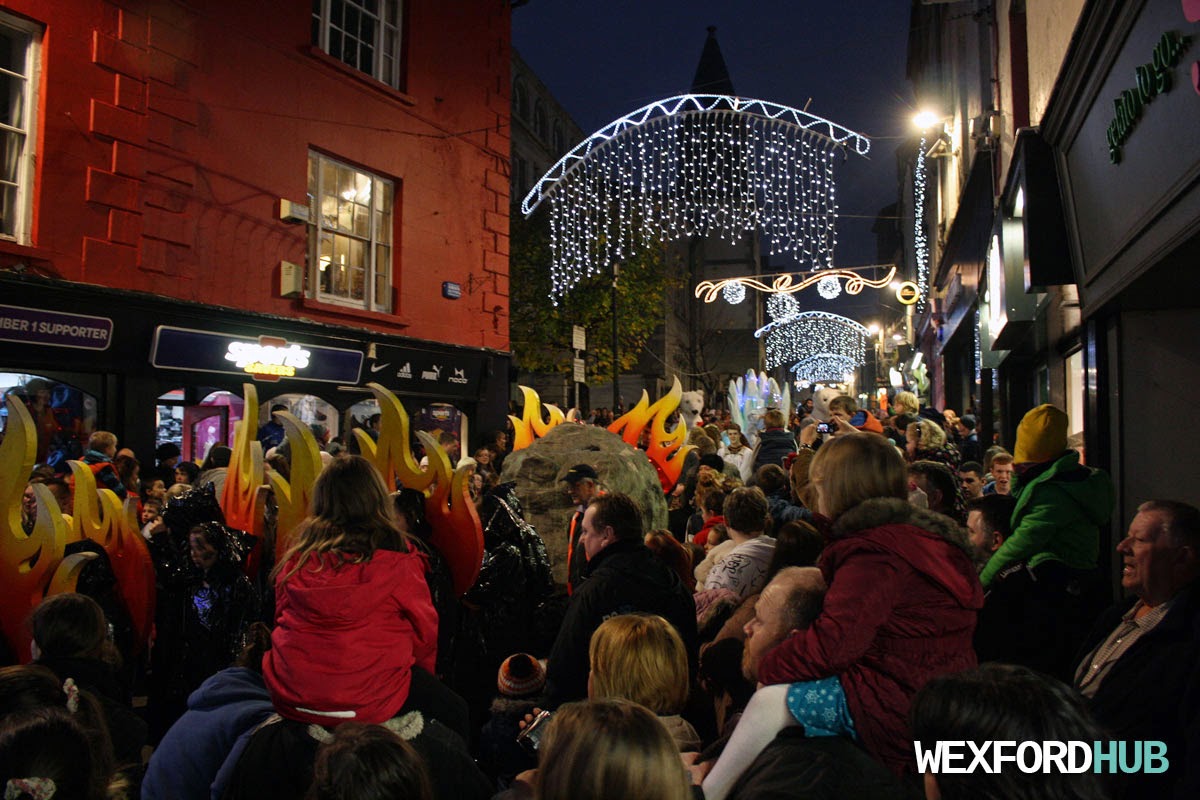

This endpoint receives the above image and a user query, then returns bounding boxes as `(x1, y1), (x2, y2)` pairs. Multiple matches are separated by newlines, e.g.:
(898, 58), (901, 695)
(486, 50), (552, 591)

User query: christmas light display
(790, 353), (860, 385)
(521, 94), (871, 303)
(766, 292), (800, 323)
(914, 137), (930, 312)
(817, 274), (842, 299)
(722, 280), (746, 305)
(694, 265), (897, 303)
(755, 311), (869, 372)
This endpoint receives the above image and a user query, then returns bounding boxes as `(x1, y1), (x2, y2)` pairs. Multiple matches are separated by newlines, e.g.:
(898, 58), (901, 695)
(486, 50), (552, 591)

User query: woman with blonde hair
(535, 699), (691, 800)
(905, 418), (961, 470)
(699, 433), (982, 797)
(588, 613), (699, 750)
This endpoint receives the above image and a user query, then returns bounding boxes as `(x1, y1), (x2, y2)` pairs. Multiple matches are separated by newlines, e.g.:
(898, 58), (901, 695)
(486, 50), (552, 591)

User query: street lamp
(912, 110), (941, 130)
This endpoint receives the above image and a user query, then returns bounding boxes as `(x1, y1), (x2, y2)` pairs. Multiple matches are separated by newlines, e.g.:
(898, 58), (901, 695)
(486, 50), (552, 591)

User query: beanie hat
(1013, 404), (1069, 464)
(497, 653), (546, 698)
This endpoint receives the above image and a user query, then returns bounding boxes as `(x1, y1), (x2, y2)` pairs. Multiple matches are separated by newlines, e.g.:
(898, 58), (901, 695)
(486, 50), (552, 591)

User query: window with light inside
(307, 153), (395, 313)
(311, 0), (403, 89)
(0, 14), (39, 242)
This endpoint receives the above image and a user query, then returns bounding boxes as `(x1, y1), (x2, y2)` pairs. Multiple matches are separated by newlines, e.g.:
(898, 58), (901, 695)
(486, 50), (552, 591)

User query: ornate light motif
(522, 94), (870, 303)
(755, 311), (869, 374)
(817, 274), (842, 299)
(696, 265), (897, 303)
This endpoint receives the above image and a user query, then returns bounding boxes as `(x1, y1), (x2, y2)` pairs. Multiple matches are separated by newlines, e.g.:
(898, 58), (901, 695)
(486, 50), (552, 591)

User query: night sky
(513, 0), (918, 320)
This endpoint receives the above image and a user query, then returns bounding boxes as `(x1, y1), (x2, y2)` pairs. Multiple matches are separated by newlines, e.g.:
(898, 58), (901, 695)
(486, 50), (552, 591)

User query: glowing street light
(913, 110), (941, 129)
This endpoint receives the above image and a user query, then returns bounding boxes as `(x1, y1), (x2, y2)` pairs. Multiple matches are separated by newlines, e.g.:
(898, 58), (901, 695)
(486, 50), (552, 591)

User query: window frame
(306, 151), (396, 314)
(311, 0), (404, 90)
(0, 12), (40, 244)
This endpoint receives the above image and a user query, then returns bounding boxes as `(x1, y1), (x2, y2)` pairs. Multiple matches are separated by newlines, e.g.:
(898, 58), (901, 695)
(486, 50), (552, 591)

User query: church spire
(690, 26), (736, 95)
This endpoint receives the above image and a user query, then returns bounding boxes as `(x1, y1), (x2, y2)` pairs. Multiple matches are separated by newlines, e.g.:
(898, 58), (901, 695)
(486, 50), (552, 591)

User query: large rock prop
(499, 423), (668, 584)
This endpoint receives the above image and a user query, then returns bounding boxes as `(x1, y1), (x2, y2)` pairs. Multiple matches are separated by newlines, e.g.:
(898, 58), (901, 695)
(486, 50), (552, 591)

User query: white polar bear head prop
(810, 386), (841, 422)
(679, 390), (705, 429)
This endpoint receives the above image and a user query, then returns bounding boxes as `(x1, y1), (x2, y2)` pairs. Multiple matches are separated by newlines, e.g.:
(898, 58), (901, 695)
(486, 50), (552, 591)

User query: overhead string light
(914, 136), (930, 313)
(524, 95), (870, 304)
(755, 311), (869, 372)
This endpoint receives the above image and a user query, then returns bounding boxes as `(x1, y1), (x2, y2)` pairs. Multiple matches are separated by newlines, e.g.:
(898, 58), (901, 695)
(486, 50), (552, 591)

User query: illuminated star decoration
(755, 310), (869, 381)
(521, 94), (870, 304)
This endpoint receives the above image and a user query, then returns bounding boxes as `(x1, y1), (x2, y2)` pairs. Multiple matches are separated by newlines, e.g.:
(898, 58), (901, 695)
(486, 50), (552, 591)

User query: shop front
(0, 274), (510, 473)
(1042, 0), (1200, 526)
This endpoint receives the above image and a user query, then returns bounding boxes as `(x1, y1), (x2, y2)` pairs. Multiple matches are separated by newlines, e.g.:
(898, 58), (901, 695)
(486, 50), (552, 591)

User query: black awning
(1005, 128), (1075, 289)
(935, 152), (995, 287)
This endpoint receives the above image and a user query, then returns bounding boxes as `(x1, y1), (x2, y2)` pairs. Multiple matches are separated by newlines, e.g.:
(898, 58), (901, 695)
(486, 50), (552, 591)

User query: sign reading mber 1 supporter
(0, 304), (113, 350)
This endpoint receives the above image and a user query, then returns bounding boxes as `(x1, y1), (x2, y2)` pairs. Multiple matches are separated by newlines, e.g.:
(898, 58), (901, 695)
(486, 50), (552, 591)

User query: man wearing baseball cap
(562, 464), (600, 594)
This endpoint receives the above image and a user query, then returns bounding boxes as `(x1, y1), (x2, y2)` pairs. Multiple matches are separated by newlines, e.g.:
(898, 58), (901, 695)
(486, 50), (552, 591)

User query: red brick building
(0, 0), (511, 463)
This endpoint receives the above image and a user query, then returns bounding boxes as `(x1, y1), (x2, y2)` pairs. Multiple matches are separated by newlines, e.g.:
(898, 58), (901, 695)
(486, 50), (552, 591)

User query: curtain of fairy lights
(526, 96), (869, 304)
(791, 353), (860, 384)
(755, 310), (868, 372)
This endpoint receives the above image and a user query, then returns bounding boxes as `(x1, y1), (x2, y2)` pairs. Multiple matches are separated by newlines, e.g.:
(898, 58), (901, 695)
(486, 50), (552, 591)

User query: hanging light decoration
(522, 94), (870, 304)
(914, 137), (930, 313)
(791, 353), (861, 385)
(766, 292), (800, 322)
(817, 274), (842, 300)
(722, 280), (746, 305)
(755, 311), (869, 372)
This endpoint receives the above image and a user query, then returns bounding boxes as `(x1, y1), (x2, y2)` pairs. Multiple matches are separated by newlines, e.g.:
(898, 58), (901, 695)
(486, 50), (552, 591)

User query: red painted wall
(3, 0), (510, 351)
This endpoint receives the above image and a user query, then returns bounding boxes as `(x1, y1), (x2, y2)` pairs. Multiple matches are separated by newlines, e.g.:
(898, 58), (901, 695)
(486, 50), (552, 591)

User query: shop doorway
(158, 389), (245, 463)
(0, 372), (98, 472)
(261, 394), (338, 450)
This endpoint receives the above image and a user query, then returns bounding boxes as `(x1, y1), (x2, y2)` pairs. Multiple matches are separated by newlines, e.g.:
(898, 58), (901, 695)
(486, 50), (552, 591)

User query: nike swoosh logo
(370, 362), (390, 373)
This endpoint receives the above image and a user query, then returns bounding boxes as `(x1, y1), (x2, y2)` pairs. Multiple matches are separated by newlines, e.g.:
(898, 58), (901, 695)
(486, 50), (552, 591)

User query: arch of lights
(755, 310), (869, 373)
(520, 94), (871, 304)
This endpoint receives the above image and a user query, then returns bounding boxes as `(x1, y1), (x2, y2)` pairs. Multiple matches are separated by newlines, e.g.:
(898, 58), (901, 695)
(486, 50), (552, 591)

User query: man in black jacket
(545, 493), (697, 707)
(1074, 500), (1200, 800)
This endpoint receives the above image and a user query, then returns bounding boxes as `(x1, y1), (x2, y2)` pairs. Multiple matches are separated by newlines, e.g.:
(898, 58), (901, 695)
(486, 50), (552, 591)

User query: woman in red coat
(701, 433), (982, 797)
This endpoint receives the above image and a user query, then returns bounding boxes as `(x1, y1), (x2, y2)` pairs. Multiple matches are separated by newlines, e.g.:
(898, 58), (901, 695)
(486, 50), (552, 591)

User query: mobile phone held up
(516, 709), (553, 754)
(816, 421), (835, 435)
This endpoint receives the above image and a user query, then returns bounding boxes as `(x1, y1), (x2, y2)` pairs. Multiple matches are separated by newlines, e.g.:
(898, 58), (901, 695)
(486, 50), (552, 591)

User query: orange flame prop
(609, 377), (694, 491)
(355, 383), (483, 595)
(508, 386), (567, 451)
(68, 462), (156, 655)
(223, 385), (270, 577)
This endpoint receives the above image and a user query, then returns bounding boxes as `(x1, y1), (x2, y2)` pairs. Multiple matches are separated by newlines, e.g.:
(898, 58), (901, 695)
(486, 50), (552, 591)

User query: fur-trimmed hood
(828, 497), (982, 609)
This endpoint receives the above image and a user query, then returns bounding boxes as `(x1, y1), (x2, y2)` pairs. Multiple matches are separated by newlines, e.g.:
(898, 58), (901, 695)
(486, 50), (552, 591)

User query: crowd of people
(3, 390), (1198, 800)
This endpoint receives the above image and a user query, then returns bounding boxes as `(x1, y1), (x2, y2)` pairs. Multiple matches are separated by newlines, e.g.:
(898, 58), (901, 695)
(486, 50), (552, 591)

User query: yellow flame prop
(608, 377), (694, 491)
(508, 386), (566, 450)
(355, 383), (483, 595)
(1, 397), (69, 660)
(266, 410), (324, 563)
(1, 396), (153, 661)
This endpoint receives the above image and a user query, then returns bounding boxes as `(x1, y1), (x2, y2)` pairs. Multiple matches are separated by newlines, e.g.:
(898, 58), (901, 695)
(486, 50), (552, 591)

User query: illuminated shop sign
(150, 326), (362, 384)
(1106, 30), (1192, 163)
(224, 341), (311, 378)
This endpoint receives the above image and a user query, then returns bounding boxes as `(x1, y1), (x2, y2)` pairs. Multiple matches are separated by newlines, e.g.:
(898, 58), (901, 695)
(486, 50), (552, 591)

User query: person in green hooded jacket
(979, 404), (1114, 588)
